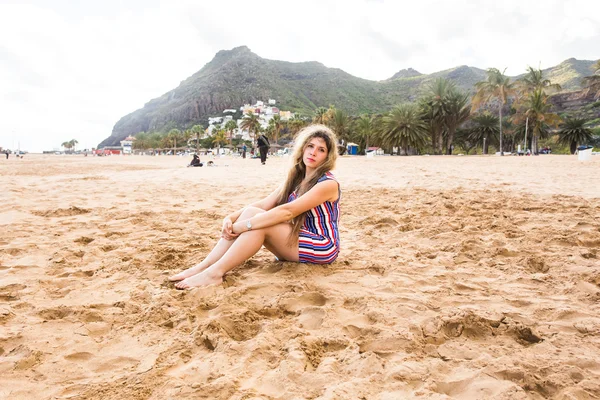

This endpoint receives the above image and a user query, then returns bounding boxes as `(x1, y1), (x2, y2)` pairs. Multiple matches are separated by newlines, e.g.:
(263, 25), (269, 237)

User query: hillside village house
(97, 98), (296, 155)
(203, 98), (295, 143)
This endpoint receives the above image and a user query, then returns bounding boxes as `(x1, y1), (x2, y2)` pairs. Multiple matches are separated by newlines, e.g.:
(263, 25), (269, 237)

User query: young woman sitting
(169, 124), (341, 288)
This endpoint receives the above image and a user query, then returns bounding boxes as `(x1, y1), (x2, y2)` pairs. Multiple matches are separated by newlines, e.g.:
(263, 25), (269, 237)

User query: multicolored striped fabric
(287, 172), (340, 264)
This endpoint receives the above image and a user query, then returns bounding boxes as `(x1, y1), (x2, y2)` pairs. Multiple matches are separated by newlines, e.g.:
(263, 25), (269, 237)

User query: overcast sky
(1, 0), (599, 153)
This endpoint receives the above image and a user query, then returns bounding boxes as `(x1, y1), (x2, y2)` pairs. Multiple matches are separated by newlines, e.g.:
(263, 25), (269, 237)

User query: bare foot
(175, 270), (223, 289)
(169, 262), (208, 281)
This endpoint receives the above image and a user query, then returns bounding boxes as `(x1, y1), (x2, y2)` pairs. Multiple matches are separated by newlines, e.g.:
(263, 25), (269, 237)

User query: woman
(170, 124), (341, 289)
(188, 154), (202, 167)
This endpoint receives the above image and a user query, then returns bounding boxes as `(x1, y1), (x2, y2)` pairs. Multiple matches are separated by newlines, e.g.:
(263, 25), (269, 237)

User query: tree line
(61, 139), (79, 152)
(130, 61), (600, 155)
(313, 62), (599, 156)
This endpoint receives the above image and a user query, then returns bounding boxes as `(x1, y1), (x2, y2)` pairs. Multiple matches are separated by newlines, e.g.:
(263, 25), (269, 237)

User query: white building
(268, 99), (276, 105)
(120, 136), (135, 154)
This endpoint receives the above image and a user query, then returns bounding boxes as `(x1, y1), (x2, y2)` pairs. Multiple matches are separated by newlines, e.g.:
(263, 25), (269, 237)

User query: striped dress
(287, 172), (340, 264)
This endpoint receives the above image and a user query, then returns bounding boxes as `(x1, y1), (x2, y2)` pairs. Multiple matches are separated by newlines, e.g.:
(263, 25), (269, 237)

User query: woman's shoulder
(317, 171), (338, 183)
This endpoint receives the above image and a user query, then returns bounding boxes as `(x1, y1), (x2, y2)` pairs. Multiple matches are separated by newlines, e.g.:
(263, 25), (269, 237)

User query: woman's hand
(221, 217), (239, 240)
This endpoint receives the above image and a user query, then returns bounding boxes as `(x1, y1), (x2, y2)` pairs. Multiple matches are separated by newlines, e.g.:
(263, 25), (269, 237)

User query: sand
(1, 153), (599, 399)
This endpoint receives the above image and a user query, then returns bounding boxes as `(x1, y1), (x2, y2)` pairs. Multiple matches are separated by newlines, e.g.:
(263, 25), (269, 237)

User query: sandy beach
(1, 153), (599, 399)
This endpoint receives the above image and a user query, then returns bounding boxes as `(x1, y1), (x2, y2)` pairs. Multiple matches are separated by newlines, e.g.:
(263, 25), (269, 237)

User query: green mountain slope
(99, 46), (598, 147)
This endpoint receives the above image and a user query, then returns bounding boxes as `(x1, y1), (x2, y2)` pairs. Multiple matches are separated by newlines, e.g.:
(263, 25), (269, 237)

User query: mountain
(387, 68), (422, 80)
(98, 46), (598, 147)
(535, 58), (597, 91)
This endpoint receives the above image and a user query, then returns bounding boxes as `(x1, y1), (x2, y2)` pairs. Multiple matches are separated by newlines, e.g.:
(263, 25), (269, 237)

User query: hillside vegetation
(99, 46), (598, 147)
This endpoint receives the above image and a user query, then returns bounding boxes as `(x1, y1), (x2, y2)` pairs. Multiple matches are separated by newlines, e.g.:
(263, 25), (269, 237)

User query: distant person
(4, 150), (8, 159)
(188, 154), (203, 167)
(242, 143), (247, 159)
(257, 133), (270, 165)
(169, 124), (341, 289)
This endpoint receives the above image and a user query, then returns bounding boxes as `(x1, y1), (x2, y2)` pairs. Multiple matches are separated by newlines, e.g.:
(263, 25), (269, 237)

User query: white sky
(1, 0), (599, 153)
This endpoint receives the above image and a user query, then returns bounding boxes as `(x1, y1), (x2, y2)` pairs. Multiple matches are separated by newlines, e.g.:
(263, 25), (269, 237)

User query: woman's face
(303, 137), (328, 169)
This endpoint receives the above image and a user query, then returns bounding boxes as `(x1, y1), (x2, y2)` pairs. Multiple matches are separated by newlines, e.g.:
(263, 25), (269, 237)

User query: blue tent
(346, 142), (359, 155)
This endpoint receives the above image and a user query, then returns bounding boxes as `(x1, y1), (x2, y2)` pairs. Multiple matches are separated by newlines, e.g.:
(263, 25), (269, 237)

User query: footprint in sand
(577, 233), (600, 248)
(297, 307), (326, 330)
(93, 356), (139, 372)
(31, 206), (90, 217)
(300, 337), (348, 368)
(0, 305), (14, 323)
(199, 309), (262, 343)
(358, 334), (415, 355)
(37, 306), (73, 321)
(2, 248), (24, 256)
(64, 352), (94, 361)
(0, 283), (26, 301)
(74, 236), (94, 245)
(278, 292), (327, 313)
(6, 345), (44, 370)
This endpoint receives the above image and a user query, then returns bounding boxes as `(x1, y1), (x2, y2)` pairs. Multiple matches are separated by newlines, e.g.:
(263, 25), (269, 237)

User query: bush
(586, 118), (600, 127)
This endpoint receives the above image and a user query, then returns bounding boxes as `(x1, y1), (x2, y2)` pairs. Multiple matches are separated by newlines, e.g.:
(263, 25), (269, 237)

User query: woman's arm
(231, 180), (338, 234)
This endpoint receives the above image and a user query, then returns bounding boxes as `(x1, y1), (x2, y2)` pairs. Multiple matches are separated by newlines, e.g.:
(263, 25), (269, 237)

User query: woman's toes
(175, 280), (188, 289)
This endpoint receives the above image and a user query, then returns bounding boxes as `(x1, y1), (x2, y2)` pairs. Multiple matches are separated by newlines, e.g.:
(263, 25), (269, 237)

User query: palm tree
(558, 117), (593, 154)
(472, 68), (517, 155)
(183, 129), (193, 145)
(288, 115), (307, 137)
(518, 89), (561, 154)
(269, 115), (284, 145)
(330, 108), (350, 147)
(149, 132), (163, 151)
(517, 66), (562, 95)
(313, 107), (328, 124)
(133, 132), (150, 150)
(468, 113), (499, 154)
(191, 124), (204, 152)
(167, 128), (182, 154)
(264, 123), (275, 142)
(69, 139), (78, 152)
(443, 88), (471, 154)
(356, 114), (375, 154)
(379, 104), (428, 155)
(453, 128), (478, 155)
(61, 141), (71, 152)
(212, 128), (227, 154)
(240, 112), (261, 147)
(421, 78), (454, 154)
(224, 120), (238, 144)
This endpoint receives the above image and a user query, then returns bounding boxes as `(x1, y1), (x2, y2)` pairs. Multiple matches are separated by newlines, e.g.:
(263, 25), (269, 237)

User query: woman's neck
(304, 167), (317, 181)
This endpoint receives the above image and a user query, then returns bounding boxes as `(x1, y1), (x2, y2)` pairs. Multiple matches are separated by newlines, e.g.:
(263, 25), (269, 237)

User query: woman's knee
(239, 206), (265, 219)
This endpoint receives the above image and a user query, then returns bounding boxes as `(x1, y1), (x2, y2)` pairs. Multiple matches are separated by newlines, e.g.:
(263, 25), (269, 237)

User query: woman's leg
(168, 238), (236, 281)
(169, 206), (266, 281)
(175, 220), (299, 289)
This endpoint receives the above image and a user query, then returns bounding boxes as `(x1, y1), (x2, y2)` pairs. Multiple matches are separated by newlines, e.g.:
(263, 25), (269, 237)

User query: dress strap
(317, 172), (337, 183)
